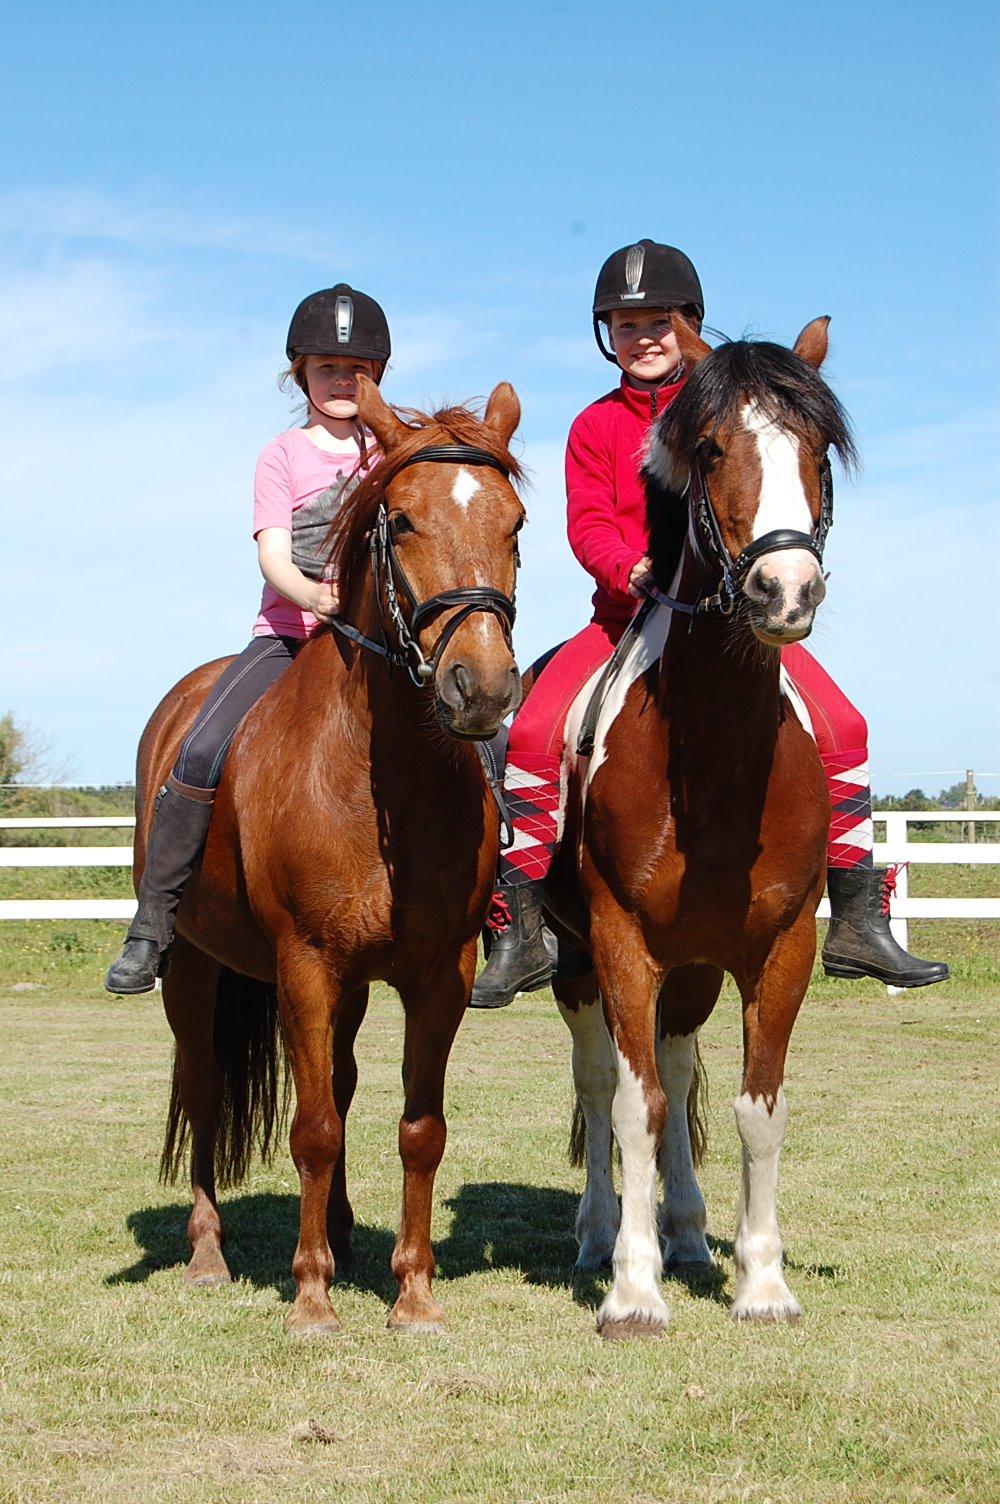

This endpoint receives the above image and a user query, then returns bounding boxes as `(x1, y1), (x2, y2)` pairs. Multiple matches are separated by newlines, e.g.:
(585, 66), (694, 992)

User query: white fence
(2, 812), (999, 950)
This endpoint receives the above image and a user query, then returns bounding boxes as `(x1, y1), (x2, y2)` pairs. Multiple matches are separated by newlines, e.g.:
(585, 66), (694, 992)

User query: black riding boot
(105, 783), (215, 995)
(469, 881), (554, 1009)
(822, 865), (949, 988)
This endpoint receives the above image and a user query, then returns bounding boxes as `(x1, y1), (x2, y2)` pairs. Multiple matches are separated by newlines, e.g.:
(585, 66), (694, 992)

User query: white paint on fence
(1, 813), (997, 935)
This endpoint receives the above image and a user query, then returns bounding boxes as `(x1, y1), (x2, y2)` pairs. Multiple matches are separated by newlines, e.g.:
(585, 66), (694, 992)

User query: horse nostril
(806, 573), (827, 608)
(747, 567), (781, 604)
(450, 663), (472, 705)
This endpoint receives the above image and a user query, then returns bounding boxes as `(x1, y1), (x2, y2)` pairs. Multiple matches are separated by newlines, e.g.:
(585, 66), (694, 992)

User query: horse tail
(568, 1097), (587, 1168)
(686, 1039), (709, 1169)
(159, 967), (289, 1188)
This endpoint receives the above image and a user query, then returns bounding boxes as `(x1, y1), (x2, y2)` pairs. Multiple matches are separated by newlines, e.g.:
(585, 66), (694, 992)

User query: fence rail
(2, 814), (999, 946)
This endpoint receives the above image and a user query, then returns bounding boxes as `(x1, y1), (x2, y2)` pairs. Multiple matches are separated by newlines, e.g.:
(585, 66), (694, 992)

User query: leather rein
(651, 452), (834, 618)
(330, 444), (518, 689)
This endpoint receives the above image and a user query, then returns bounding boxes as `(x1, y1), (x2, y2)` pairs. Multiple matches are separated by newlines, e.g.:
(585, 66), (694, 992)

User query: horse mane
(328, 402), (524, 608)
(643, 337), (858, 589)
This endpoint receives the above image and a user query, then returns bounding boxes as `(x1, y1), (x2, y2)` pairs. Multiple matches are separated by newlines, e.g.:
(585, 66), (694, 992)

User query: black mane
(643, 338), (858, 588)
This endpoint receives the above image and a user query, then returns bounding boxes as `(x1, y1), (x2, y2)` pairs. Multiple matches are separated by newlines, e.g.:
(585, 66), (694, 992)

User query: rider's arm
(256, 529), (337, 619)
(565, 410), (646, 601)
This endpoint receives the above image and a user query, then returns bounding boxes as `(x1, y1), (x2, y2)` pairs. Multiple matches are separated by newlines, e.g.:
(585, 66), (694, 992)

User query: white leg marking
(451, 466), (481, 508)
(557, 998), (619, 1270)
(655, 1031), (713, 1266)
(599, 1048), (670, 1330)
(731, 1087), (801, 1321)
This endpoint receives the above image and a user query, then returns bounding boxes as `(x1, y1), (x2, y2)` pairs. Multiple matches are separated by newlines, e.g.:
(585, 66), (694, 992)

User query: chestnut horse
(144, 378), (525, 1334)
(546, 316), (856, 1338)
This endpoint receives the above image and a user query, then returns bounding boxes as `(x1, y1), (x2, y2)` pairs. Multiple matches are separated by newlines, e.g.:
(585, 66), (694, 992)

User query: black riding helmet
(286, 283), (391, 380)
(592, 240), (704, 362)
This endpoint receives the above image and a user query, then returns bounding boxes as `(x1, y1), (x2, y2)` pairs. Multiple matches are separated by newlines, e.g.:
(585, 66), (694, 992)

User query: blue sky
(2, 0), (997, 791)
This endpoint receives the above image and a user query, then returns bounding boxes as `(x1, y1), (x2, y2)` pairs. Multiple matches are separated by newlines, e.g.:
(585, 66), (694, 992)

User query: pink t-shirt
(252, 427), (370, 639)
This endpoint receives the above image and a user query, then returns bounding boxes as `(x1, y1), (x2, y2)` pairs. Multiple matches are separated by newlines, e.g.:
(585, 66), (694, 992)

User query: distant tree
(0, 711), (33, 786)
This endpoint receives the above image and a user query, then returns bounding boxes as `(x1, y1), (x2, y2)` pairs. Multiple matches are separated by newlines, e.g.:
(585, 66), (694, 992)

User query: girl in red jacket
(472, 240), (947, 1006)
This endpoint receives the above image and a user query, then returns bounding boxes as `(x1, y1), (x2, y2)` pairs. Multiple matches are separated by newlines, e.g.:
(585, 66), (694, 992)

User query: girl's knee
(173, 729), (222, 792)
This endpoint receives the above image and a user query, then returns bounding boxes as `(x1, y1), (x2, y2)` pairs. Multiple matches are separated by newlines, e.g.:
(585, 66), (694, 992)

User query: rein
(330, 444), (517, 690)
(651, 453), (834, 619)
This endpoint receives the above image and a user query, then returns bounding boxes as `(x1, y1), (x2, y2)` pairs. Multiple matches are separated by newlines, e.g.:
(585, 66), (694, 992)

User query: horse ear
(483, 382), (521, 447)
(355, 374), (408, 452)
(672, 311), (711, 367)
(793, 316), (831, 369)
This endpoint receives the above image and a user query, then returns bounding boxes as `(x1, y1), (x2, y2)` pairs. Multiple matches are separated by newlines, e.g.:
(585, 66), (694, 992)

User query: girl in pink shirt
(106, 284), (391, 995)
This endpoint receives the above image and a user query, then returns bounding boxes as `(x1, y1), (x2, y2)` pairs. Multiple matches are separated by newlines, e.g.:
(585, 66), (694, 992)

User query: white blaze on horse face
(743, 402), (822, 610)
(744, 402), (812, 538)
(451, 466), (481, 509)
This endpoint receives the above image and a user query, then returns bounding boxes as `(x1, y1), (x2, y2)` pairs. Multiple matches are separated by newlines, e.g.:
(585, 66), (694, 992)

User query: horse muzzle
(435, 658), (522, 740)
(743, 552), (826, 645)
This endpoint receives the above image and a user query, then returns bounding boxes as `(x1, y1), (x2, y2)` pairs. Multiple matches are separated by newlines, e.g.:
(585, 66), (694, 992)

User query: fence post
(966, 769), (977, 845)
(882, 811), (909, 954)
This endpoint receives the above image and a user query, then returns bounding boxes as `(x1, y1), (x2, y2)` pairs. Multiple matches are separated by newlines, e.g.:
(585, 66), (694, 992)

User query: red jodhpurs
(498, 620), (872, 885)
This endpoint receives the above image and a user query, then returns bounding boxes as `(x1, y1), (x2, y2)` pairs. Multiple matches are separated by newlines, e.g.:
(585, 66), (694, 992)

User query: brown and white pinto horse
(546, 315), (857, 1337)
(145, 378), (524, 1335)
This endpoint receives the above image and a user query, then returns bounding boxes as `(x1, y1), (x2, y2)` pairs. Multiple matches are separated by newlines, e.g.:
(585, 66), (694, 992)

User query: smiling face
(609, 307), (683, 383)
(301, 354), (379, 420)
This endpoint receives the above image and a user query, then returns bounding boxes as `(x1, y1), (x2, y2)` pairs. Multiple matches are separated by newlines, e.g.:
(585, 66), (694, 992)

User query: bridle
(330, 444), (518, 689)
(651, 449), (834, 618)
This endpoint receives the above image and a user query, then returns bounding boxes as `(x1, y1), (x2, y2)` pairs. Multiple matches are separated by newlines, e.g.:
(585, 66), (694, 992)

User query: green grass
(0, 951), (997, 1502)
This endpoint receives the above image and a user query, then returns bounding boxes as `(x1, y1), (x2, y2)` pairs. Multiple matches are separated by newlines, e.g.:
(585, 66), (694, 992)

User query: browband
(393, 444), (510, 478)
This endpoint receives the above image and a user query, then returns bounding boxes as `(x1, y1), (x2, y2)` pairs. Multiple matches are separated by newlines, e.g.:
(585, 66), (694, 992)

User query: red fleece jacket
(565, 373), (685, 624)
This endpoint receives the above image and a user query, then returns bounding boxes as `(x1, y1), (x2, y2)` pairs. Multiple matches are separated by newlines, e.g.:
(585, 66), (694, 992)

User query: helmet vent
(334, 295), (354, 345)
(624, 243), (645, 296)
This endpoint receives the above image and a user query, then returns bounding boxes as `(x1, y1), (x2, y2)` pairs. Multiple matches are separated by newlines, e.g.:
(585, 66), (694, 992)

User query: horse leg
(554, 970), (619, 1271)
(278, 944), (343, 1336)
(388, 951), (470, 1333)
(327, 984), (369, 1270)
(731, 913), (815, 1322)
(592, 913), (670, 1339)
(655, 963), (723, 1268)
(160, 935), (230, 1286)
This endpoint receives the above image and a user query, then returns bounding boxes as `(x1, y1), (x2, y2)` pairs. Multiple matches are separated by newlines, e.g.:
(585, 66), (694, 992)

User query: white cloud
(0, 186), (339, 265)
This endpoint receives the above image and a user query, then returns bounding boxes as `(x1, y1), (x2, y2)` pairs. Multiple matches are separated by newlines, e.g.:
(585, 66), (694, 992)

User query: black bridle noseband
(330, 444), (518, 688)
(652, 452), (834, 618)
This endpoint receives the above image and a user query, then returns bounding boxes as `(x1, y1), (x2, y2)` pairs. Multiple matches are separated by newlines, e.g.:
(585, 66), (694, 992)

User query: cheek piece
(328, 445), (519, 689)
(650, 453), (833, 620)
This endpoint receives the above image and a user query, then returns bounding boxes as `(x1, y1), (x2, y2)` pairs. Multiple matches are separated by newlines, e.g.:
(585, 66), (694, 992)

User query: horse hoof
(284, 1303), (343, 1339)
(598, 1315), (667, 1341)
(730, 1304), (800, 1325)
(285, 1318), (343, 1340)
(387, 1318), (447, 1337)
(575, 1250), (614, 1273)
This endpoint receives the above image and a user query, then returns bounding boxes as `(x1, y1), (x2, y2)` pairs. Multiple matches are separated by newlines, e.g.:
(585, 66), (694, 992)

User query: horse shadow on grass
(105, 1182), (825, 1311)
(107, 1182), (614, 1312)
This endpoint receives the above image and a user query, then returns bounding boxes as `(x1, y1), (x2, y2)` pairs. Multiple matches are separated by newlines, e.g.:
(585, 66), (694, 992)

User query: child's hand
(628, 556), (654, 597)
(311, 583), (340, 621)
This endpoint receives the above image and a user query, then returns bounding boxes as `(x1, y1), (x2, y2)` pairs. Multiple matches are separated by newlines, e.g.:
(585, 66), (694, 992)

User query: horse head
(645, 315), (857, 646)
(333, 377), (525, 739)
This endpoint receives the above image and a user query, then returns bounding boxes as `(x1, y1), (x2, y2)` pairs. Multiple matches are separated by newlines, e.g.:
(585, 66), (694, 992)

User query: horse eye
(697, 438), (723, 466)
(389, 512), (414, 538)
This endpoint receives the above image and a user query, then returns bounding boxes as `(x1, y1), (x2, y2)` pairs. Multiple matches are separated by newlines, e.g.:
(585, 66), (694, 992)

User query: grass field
(1, 884), (998, 1502)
